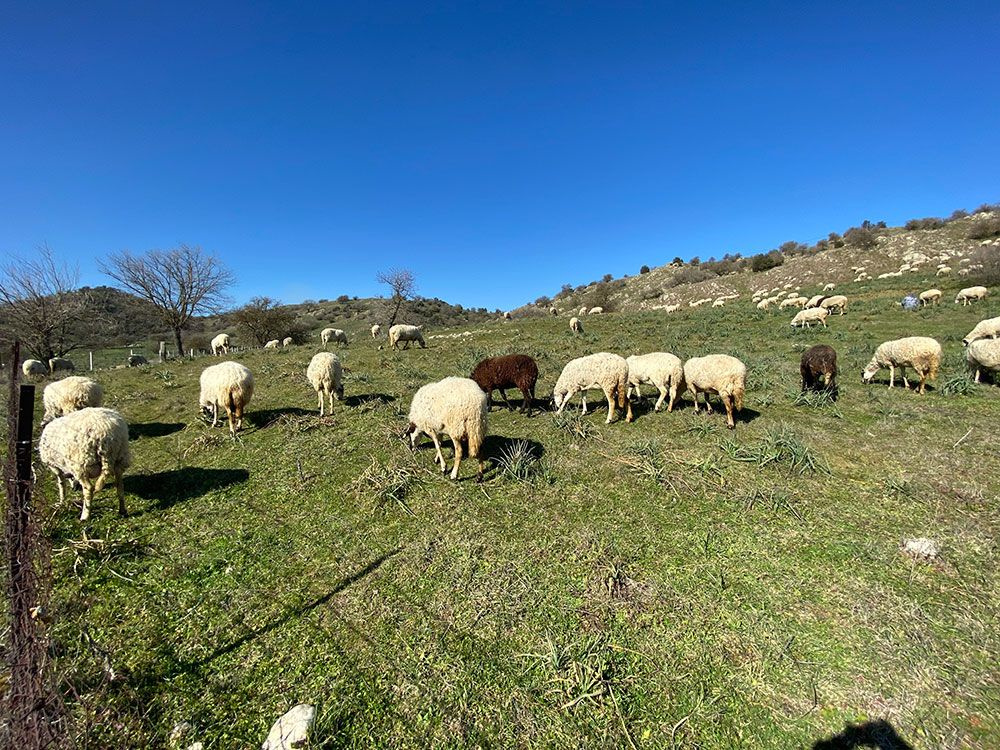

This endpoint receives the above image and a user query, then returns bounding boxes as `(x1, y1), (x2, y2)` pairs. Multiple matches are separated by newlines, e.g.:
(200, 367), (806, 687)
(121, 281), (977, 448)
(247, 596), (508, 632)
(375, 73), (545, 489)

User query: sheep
(264, 339), (280, 349)
(503, 311), (512, 321)
(819, 294), (848, 315)
(712, 299), (725, 308)
(371, 324), (381, 339)
(306, 352), (343, 416)
(552, 352), (633, 424)
(388, 324), (426, 350)
(470, 354), (538, 415)
(211, 333), (230, 356)
(800, 344), (838, 397)
(589, 306), (604, 315)
(406, 376), (487, 481)
(570, 316), (583, 334)
(321, 327), (349, 348)
(282, 336), (293, 347)
(955, 286), (988, 305)
(127, 355), (148, 367)
(966, 339), (1000, 383)
(919, 289), (942, 306)
(626, 352), (685, 412)
(21, 359), (47, 379)
(682, 354), (746, 429)
(936, 266), (952, 276)
(778, 297), (800, 310)
(756, 299), (772, 311)
(38, 407), (130, 521)
(786, 292), (799, 299)
(549, 306), (558, 316)
(804, 295), (826, 309)
(42, 376), (104, 424)
(790, 307), (829, 328)
(862, 337), (941, 394)
(822, 283), (835, 292)
(664, 304), (680, 313)
(962, 316), (1000, 346)
(579, 306), (588, 315)
(199, 361), (254, 435)
(48, 357), (74, 375)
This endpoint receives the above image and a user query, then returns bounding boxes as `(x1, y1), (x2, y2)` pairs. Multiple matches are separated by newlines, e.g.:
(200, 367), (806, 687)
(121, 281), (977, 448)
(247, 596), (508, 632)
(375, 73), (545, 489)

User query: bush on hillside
(750, 250), (784, 272)
(905, 217), (945, 230)
(949, 209), (969, 221)
(639, 265), (650, 274)
(967, 215), (1000, 240)
(667, 267), (717, 287)
(844, 226), (879, 250)
(969, 246), (1000, 285)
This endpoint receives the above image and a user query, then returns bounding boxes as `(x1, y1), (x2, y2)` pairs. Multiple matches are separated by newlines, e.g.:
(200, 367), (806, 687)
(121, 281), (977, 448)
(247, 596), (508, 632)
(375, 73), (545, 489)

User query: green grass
(13, 277), (1000, 748)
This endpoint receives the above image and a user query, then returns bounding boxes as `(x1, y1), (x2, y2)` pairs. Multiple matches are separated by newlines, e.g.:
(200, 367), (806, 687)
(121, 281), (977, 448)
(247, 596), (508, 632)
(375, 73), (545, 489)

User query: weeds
(553, 411), (596, 440)
(719, 424), (829, 475)
(494, 439), (543, 481)
(350, 457), (419, 515)
(529, 636), (614, 711)
(941, 373), (977, 396)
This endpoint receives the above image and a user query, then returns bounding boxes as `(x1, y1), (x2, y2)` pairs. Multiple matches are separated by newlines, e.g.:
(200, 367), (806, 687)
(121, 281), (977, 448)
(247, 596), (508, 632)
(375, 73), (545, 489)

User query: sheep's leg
(723, 394), (735, 429)
(975, 367), (981, 383)
(888, 365), (895, 388)
(317, 391), (325, 416)
(520, 387), (532, 415)
(211, 403), (219, 427)
(691, 388), (700, 413)
(918, 372), (927, 394)
(80, 483), (93, 522)
(901, 367), (910, 389)
(116, 471), (127, 516)
(450, 435), (463, 480)
(498, 389), (512, 410)
(54, 472), (67, 505)
(327, 392), (335, 414)
(603, 387), (615, 423)
(430, 433), (446, 472)
(704, 393), (714, 413)
(654, 385), (667, 411)
(580, 393), (588, 415)
(556, 393), (567, 414)
(667, 383), (678, 412)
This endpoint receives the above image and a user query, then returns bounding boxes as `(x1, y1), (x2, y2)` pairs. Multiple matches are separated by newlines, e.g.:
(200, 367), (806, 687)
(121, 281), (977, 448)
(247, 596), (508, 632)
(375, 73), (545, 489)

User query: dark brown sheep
(800, 344), (838, 398)
(470, 354), (539, 416)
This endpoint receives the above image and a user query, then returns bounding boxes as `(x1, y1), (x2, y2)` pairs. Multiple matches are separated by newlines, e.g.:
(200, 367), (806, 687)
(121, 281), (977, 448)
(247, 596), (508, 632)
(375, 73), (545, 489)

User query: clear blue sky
(2, 2), (998, 310)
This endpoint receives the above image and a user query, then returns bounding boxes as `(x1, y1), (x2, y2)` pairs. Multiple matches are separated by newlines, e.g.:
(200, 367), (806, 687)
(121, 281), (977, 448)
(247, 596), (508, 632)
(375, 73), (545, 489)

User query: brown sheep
(470, 354), (539, 416)
(800, 344), (838, 399)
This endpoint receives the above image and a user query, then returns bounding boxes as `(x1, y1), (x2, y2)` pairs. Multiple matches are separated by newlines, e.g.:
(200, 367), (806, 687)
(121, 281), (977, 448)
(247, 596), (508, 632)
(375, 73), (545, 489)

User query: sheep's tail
(465, 406), (486, 459)
(615, 374), (627, 410)
(928, 352), (941, 381)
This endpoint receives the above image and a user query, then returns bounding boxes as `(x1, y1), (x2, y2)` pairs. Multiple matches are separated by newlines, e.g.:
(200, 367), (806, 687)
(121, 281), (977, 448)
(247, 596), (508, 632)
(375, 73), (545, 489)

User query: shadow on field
(483, 434), (545, 462)
(812, 719), (914, 749)
(344, 393), (396, 407)
(129, 422), (185, 440)
(252, 406), (313, 427)
(125, 467), (249, 512)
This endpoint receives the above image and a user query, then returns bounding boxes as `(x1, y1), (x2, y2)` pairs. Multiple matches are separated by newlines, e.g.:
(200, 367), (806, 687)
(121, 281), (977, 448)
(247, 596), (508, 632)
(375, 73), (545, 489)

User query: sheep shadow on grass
(250, 406), (314, 429)
(125, 467), (249, 513)
(344, 393), (396, 407)
(129, 422), (185, 440)
(811, 719), (914, 749)
(482, 435), (546, 481)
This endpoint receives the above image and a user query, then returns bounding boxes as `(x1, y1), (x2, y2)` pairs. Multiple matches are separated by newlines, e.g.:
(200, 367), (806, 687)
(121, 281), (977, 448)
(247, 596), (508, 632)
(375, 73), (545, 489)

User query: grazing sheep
(211, 333), (231, 356)
(791, 307), (830, 328)
(955, 286), (988, 305)
(549, 306), (558, 316)
(862, 337), (941, 394)
(321, 327), (349, 347)
(589, 306), (604, 315)
(570, 316), (583, 334)
(264, 339), (280, 349)
(579, 307), (588, 315)
(962, 316), (1000, 346)
(42, 376), (104, 424)
(966, 339), (1000, 383)
(38, 407), (130, 521)
(756, 299), (772, 310)
(682, 354), (746, 429)
(503, 311), (512, 321)
(199, 361), (254, 435)
(919, 289), (942, 306)
(406, 377), (488, 481)
(48, 357), (74, 375)
(470, 354), (538, 415)
(21, 359), (47, 379)
(822, 283), (835, 292)
(664, 304), (680, 313)
(778, 297), (800, 310)
(552, 352), (633, 424)
(936, 266), (952, 276)
(712, 299), (725, 308)
(127, 355), (148, 367)
(800, 344), (838, 397)
(282, 336), (293, 347)
(626, 352), (685, 412)
(388, 324), (426, 350)
(306, 352), (344, 416)
(371, 324), (382, 338)
(819, 294), (848, 315)
(804, 295), (827, 309)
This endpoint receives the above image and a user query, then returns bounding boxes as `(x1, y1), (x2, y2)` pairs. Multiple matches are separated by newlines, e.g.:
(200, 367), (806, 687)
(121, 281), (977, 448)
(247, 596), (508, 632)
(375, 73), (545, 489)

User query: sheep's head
(335, 384), (345, 400)
(551, 387), (568, 410)
(861, 363), (879, 383)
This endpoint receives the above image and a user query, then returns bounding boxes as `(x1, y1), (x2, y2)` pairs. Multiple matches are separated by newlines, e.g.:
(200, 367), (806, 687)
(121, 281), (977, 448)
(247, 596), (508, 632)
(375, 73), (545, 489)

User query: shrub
(639, 265), (650, 274)
(828, 232), (845, 248)
(905, 217), (945, 230)
(670, 257), (684, 266)
(336, 294), (350, 303)
(973, 202), (1000, 214)
(844, 226), (878, 250)
(967, 216), (1000, 240)
(535, 295), (552, 307)
(968, 246), (1000, 285)
(949, 209), (969, 221)
(601, 274), (613, 283)
(667, 267), (717, 287)
(750, 250), (784, 273)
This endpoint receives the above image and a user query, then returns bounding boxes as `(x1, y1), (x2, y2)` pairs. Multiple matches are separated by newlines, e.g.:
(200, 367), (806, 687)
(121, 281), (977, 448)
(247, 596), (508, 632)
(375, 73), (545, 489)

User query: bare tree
(101, 245), (234, 356)
(376, 268), (416, 328)
(0, 244), (88, 362)
(231, 296), (294, 347)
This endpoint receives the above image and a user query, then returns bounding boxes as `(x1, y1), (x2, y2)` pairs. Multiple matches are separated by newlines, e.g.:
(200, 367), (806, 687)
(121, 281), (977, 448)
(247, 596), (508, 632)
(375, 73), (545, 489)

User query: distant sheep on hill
(919, 289), (942, 306)
(549, 306), (558, 316)
(282, 337), (293, 347)
(966, 339), (1000, 383)
(371, 324), (381, 338)
(39, 407), (130, 521)
(48, 357), (74, 375)
(936, 266), (952, 276)
(626, 352), (685, 412)
(43, 376), (104, 424)
(570, 317), (583, 334)
(955, 286), (988, 305)
(804, 295), (826, 309)
(470, 354), (538, 416)
(820, 295), (848, 315)
(407, 376), (488, 481)
(822, 283), (835, 292)
(199, 361), (254, 435)
(264, 340), (279, 349)
(791, 307), (829, 328)
(211, 333), (230, 356)
(553, 353), (633, 424)
(22, 359), (47, 379)
(683, 354), (746, 429)
(800, 344), (838, 398)
(962, 316), (1000, 346)
(388, 324), (425, 350)
(862, 337), (941, 394)
(321, 328), (348, 347)
(503, 311), (512, 321)
(307, 352), (344, 416)
(588, 306), (604, 315)
(579, 306), (588, 315)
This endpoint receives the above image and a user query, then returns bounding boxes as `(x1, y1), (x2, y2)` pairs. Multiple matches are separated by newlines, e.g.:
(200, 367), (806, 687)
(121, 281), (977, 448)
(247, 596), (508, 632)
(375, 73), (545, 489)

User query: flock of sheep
(24, 278), (1000, 519)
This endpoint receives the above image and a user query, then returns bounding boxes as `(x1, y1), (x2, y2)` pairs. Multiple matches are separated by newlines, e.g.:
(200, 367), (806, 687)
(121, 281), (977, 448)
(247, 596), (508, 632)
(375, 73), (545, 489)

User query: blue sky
(2, 1), (998, 310)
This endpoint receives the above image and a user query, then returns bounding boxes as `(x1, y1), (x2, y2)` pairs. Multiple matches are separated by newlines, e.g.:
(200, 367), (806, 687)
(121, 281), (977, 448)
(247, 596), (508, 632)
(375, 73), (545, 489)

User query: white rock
(262, 704), (316, 750)
(171, 721), (193, 746)
(901, 537), (939, 561)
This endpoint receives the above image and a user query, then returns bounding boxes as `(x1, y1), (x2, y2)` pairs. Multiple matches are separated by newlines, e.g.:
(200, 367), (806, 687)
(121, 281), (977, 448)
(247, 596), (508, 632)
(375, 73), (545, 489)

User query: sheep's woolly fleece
(307, 352), (344, 415)
(553, 352), (631, 423)
(863, 337), (942, 390)
(626, 352), (685, 412)
(22, 359), (47, 378)
(43, 376), (104, 422)
(322, 328), (348, 345)
(966, 339), (1000, 382)
(791, 307), (829, 327)
(407, 376), (488, 480)
(682, 355), (746, 403)
(962, 316), (1000, 346)
(199, 361), (255, 431)
(389, 324), (425, 348)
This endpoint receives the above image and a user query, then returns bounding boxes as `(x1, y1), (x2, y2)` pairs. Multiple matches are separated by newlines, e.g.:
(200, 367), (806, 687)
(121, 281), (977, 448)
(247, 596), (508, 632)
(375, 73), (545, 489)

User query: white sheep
(936, 266), (952, 276)
(962, 316), (1000, 346)
(38, 407), (130, 521)
(756, 299), (772, 310)
(786, 292), (799, 299)
(919, 289), (942, 306)
(664, 304), (680, 313)
(822, 283), (835, 292)
(819, 294), (848, 315)
(48, 357), (74, 374)
(21, 359), (47, 379)
(552, 352), (633, 424)
(199, 361), (254, 435)
(626, 352), (685, 412)
(503, 311), (513, 320)
(682, 354), (746, 429)
(371, 324), (382, 338)
(955, 286), (988, 305)
(549, 306), (558, 316)
(778, 297), (800, 310)
(570, 316), (583, 334)
(862, 337), (941, 394)
(712, 299), (725, 308)
(579, 306), (588, 315)
(211, 333), (230, 356)
(306, 352), (344, 416)
(264, 339), (280, 349)
(42, 376), (103, 423)
(589, 306), (604, 315)
(790, 307), (830, 328)
(804, 294), (825, 308)
(406, 376), (487, 480)
(388, 324), (426, 350)
(966, 339), (1000, 383)
(282, 336), (294, 347)
(321, 327), (348, 347)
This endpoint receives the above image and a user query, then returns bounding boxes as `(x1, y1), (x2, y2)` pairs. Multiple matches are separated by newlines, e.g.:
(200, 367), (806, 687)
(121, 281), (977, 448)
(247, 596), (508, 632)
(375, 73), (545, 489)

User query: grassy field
(19, 276), (1000, 748)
